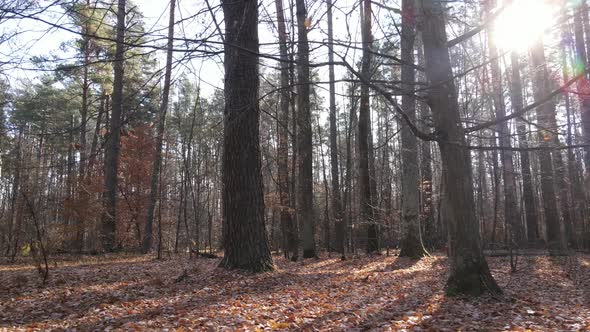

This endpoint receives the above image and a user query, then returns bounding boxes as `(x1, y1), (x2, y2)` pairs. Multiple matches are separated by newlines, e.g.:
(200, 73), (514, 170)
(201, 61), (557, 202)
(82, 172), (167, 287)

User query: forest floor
(1, 251), (589, 331)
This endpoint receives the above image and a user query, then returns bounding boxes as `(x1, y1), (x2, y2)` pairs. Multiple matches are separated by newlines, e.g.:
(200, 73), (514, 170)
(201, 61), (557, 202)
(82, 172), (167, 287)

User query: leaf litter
(1, 252), (589, 331)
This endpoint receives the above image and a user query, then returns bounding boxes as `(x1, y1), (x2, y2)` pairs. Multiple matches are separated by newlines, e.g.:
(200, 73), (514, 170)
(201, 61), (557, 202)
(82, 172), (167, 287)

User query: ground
(1, 252), (589, 331)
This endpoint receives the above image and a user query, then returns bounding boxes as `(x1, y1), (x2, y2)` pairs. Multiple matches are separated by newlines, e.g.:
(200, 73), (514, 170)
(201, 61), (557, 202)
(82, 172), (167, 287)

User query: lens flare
(493, 0), (558, 52)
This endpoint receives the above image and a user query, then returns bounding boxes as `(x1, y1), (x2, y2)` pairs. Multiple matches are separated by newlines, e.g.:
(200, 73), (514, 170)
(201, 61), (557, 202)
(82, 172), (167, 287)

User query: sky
(0, 0), (371, 106)
(0, 0), (563, 120)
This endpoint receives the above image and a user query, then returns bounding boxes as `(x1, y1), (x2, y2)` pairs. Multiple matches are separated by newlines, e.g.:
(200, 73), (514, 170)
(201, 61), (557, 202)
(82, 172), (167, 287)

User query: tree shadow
(9, 254), (585, 330)
(409, 255), (590, 331)
(2, 255), (358, 329)
(379, 256), (423, 272)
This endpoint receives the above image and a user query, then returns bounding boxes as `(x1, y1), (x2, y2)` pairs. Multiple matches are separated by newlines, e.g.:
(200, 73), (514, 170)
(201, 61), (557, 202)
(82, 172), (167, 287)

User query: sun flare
(493, 0), (558, 52)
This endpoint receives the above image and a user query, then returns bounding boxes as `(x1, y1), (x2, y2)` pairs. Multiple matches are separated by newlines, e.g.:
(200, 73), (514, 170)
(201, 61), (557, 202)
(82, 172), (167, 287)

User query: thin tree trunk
(316, 119), (331, 252)
(142, 0), (175, 254)
(274, 0), (297, 261)
(344, 83), (357, 256)
(75, 0), (91, 252)
(486, 0), (522, 246)
(326, 0), (345, 259)
(7, 127), (23, 258)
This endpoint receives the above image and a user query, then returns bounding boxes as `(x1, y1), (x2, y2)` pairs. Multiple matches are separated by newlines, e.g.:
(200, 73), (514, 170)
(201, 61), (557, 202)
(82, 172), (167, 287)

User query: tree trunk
(219, 0), (273, 272)
(101, 0), (126, 252)
(7, 127), (23, 258)
(142, 0), (175, 254)
(327, 0), (345, 259)
(274, 0), (297, 261)
(580, 1), (590, 169)
(359, 0), (377, 253)
(75, 0), (91, 252)
(317, 120), (331, 251)
(418, 0), (501, 296)
(571, 7), (589, 247)
(295, 0), (316, 259)
(508, 52), (539, 245)
(529, 38), (567, 253)
(485, 0), (522, 247)
(344, 83), (357, 255)
(399, 0), (426, 258)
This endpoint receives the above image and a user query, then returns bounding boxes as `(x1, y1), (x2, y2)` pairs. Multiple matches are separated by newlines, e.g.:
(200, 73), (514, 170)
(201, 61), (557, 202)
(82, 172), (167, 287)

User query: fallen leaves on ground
(1, 252), (589, 331)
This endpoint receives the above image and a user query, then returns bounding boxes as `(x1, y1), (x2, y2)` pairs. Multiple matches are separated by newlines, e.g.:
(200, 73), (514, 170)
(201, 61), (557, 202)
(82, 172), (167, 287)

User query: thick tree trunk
(399, 0), (426, 258)
(143, 0), (175, 254)
(359, 0), (377, 253)
(418, 0), (501, 296)
(327, 0), (345, 259)
(101, 0), (126, 252)
(529, 38), (567, 253)
(219, 0), (273, 272)
(274, 0), (298, 261)
(295, 0), (316, 259)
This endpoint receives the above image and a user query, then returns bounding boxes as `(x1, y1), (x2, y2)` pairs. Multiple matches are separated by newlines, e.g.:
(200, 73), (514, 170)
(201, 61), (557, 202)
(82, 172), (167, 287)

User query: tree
(399, 0), (427, 258)
(101, 0), (126, 252)
(508, 52), (539, 245)
(579, 0), (590, 171)
(485, 0), (522, 246)
(418, 0), (501, 295)
(359, 0), (377, 253)
(218, 0), (273, 272)
(529, 36), (567, 253)
(142, 0), (176, 254)
(274, 0), (298, 261)
(295, 0), (316, 258)
(326, 0), (345, 259)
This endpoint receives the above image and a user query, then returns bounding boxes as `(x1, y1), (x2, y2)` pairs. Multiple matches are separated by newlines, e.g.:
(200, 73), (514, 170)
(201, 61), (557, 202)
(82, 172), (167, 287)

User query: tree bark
(571, 6), (589, 247)
(508, 52), (539, 245)
(101, 0), (126, 252)
(399, 0), (426, 258)
(295, 0), (316, 258)
(580, 1), (590, 168)
(219, 0), (273, 271)
(529, 38), (567, 253)
(418, 0), (501, 296)
(359, 0), (377, 253)
(274, 0), (298, 261)
(75, 0), (91, 252)
(327, 0), (345, 259)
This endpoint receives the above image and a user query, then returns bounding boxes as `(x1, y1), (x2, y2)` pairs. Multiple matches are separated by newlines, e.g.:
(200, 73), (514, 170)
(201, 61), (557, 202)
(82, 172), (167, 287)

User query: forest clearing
(2, 0), (590, 329)
(1, 253), (590, 331)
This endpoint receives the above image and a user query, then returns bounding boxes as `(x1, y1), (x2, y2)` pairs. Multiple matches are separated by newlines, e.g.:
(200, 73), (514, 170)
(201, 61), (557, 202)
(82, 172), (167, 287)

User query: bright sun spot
(493, 0), (557, 52)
